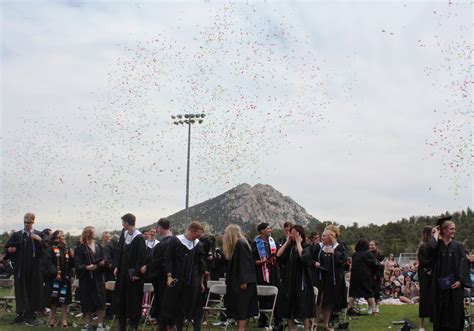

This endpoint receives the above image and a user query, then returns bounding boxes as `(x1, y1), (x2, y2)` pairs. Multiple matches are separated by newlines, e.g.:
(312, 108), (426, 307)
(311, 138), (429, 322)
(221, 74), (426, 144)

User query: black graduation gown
(278, 242), (315, 319)
(417, 244), (433, 318)
(251, 237), (281, 286)
(5, 230), (45, 317)
(146, 235), (173, 321)
(372, 252), (385, 301)
(44, 245), (74, 307)
(113, 232), (147, 327)
(224, 239), (258, 320)
(252, 237), (282, 319)
(74, 242), (107, 313)
(309, 242), (347, 310)
(428, 238), (471, 331)
(349, 250), (379, 299)
(161, 236), (206, 326)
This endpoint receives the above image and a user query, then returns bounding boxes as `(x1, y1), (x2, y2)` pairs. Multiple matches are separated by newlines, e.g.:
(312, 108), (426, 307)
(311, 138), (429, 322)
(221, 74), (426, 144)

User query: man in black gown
(140, 218), (174, 330)
(5, 213), (45, 326)
(112, 213), (147, 331)
(252, 222), (283, 329)
(161, 221), (206, 331)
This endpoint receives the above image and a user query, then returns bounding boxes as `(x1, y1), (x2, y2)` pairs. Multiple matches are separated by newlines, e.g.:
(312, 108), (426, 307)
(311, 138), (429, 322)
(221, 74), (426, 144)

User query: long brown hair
(80, 226), (95, 244)
(420, 226), (432, 246)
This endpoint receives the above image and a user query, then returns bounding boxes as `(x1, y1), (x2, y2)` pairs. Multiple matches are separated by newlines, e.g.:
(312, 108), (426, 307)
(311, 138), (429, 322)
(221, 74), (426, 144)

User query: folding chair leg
(142, 295), (155, 331)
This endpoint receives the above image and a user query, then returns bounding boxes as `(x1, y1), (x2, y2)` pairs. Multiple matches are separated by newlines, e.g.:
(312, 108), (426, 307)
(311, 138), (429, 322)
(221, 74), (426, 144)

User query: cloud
(1, 1), (471, 232)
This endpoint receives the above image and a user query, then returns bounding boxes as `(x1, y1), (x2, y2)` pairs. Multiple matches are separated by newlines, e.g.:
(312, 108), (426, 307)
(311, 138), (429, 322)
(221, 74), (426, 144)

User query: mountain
(160, 183), (319, 233)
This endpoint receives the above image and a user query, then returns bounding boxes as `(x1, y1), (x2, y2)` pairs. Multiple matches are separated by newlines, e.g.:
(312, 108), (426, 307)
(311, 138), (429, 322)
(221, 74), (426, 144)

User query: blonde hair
(440, 220), (455, 236)
(222, 224), (250, 260)
(325, 224), (340, 238)
(24, 213), (35, 221)
(81, 226), (95, 244)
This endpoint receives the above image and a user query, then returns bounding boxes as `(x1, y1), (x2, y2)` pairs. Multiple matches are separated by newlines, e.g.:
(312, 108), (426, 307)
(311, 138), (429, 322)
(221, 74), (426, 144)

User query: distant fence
(397, 252), (417, 266)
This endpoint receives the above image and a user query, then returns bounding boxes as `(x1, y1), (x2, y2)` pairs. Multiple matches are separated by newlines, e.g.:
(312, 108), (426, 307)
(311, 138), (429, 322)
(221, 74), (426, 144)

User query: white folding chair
(203, 284), (228, 330)
(141, 282), (155, 331)
(257, 285), (279, 330)
(0, 278), (15, 315)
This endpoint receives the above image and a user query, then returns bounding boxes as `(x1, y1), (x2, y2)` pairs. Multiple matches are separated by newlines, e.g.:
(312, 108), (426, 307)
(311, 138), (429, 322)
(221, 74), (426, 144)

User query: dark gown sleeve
(112, 231), (125, 269)
(164, 237), (177, 276)
(334, 244), (347, 266)
(363, 250), (379, 271)
(133, 236), (147, 278)
(45, 247), (57, 278)
(198, 243), (208, 275)
(236, 240), (256, 285)
(456, 242), (472, 287)
(74, 245), (89, 279)
(302, 243), (315, 266)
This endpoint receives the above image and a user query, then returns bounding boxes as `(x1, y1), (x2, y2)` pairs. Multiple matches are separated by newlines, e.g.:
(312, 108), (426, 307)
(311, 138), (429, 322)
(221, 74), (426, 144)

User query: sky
(1, 0), (472, 234)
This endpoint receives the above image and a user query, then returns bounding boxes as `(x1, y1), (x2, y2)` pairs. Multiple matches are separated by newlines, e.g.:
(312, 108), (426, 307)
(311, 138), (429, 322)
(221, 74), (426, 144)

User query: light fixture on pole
(171, 113), (206, 225)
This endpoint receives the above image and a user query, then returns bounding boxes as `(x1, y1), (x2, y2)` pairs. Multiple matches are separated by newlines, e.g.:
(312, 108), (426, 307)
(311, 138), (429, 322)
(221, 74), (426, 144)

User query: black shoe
(258, 322), (269, 328)
(10, 315), (24, 325)
(25, 319), (43, 327)
(347, 308), (357, 316)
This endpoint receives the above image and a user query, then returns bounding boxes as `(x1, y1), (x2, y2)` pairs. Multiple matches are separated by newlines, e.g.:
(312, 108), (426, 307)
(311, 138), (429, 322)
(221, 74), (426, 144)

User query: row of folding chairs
(204, 282), (319, 331)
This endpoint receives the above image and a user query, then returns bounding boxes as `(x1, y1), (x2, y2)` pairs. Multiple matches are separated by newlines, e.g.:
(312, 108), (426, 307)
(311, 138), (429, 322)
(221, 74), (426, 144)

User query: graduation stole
(255, 236), (277, 283)
(317, 242), (340, 285)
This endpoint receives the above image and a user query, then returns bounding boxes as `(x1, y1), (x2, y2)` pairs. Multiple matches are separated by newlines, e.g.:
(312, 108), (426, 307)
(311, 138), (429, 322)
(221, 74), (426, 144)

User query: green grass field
(0, 287), (437, 330)
(0, 305), (432, 331)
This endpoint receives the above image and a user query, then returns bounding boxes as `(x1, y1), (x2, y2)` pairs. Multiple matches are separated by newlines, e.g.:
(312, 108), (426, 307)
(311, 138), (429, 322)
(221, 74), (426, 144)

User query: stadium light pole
(171, 113), (205, 225)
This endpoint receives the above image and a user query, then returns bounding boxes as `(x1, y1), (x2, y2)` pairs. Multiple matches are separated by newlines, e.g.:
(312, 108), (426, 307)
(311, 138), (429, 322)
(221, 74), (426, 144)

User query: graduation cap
(436, 215), (452, 227)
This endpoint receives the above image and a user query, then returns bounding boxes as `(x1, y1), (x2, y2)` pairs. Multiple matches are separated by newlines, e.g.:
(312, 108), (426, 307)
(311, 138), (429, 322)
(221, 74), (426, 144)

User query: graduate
(416, 226), (433, 331)
(277, 224), (315, 331)
(161, 221), (206, 331)
(252, 222), (283, 330)
(223, 224), (258, 331)
(145, 228), (159, 261)
(308, 226), (347, 331)
(141, 218), (174, 329)
(5, 213), (45, 326)
(75, 226), (107, 331)
(347, 239), (379, 316)
(113, 213), (147, 331)
(428, 216), (472, 331)
(44, 230), (75, 328)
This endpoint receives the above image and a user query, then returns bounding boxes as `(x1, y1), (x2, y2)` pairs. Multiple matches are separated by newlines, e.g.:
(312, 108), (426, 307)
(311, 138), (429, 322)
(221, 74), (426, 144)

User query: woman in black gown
(416, 226), (433, 331)
(45, 230), (74, 328)
(347, 239), (379, 316)
(277, 224), (315, 331)
(308, 226), (347, 331)
(223, 224), (258, 331)
(428, 217), (472, 331)
(75, 226), (107, 331)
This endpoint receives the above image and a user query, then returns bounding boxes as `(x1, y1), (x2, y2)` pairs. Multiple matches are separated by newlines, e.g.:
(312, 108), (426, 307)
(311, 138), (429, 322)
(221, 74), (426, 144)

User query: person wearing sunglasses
(5, 212), (46, 326)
